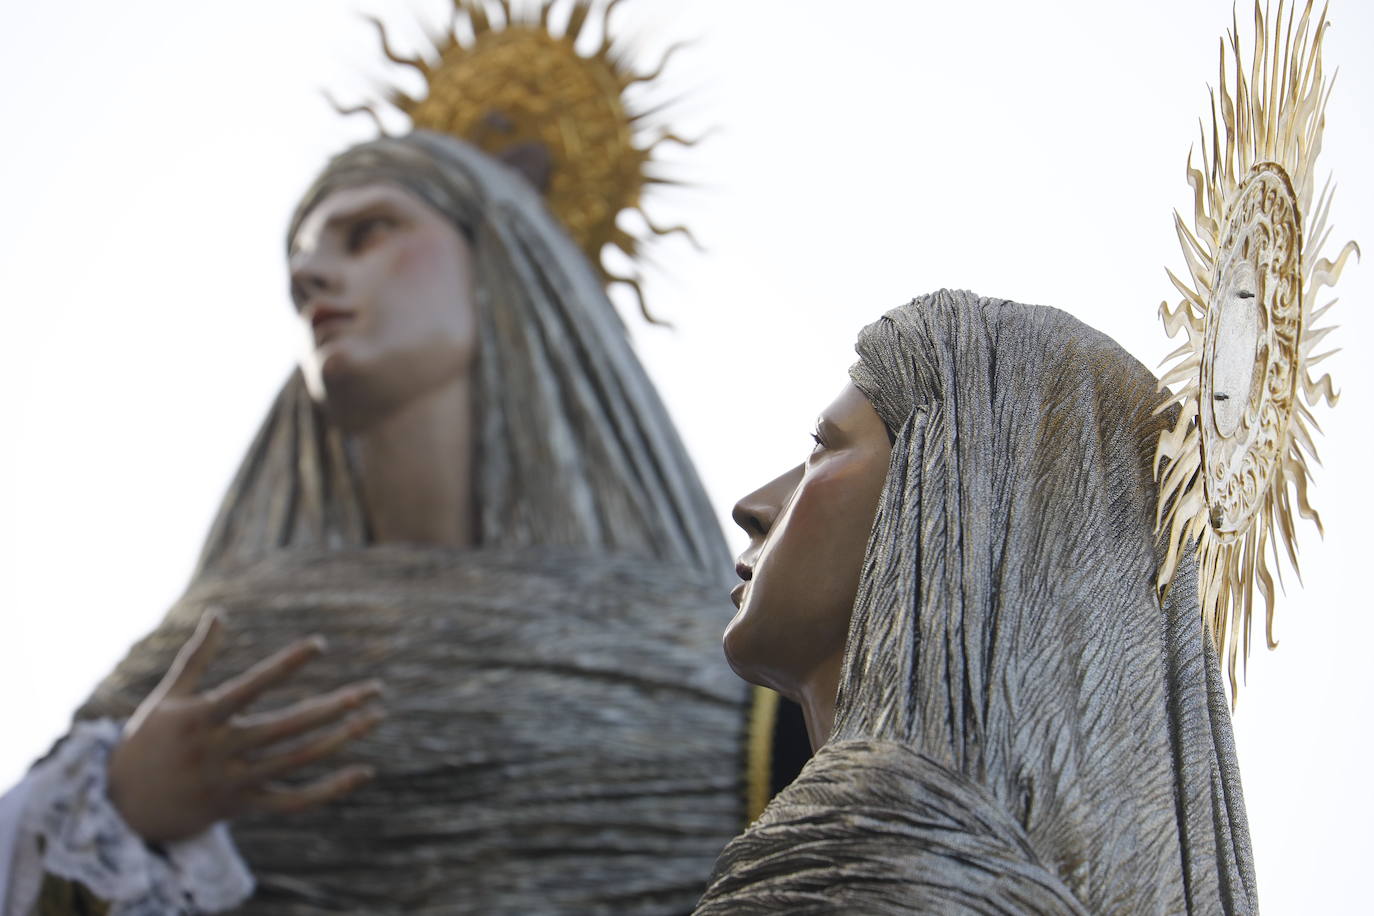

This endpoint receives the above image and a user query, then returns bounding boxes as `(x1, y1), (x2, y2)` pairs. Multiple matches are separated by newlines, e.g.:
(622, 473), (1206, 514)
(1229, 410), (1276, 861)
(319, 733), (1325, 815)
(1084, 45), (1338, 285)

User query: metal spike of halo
(339, 0), (699, 325)
(1154, 0), (1359, 699)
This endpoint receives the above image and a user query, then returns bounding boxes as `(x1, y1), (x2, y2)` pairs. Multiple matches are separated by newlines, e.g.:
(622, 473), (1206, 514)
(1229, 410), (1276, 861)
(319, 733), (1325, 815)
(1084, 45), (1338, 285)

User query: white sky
(2, 1), (1371, 910)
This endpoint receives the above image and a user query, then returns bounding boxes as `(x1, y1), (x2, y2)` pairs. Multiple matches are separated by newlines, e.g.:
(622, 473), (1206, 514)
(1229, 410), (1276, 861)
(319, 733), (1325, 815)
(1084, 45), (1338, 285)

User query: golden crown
(337, 0), (698, 322)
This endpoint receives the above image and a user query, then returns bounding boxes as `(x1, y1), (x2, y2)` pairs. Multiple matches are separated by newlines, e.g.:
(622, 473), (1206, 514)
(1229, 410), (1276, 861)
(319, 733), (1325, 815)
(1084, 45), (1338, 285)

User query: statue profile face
(725, 383), (891, 697)
(289, 182), (478, 431)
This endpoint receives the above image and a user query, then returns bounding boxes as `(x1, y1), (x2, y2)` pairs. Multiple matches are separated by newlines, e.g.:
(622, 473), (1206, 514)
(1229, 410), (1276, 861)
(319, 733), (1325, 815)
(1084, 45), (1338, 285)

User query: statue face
(289, 183), (477, 430)
(724, 383), (891, 697)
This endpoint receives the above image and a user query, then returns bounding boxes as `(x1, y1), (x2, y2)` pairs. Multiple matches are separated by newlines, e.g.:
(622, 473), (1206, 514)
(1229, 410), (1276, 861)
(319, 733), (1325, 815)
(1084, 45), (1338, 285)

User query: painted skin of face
(725, 382), (892, 738)
(289, 183), (478, 431)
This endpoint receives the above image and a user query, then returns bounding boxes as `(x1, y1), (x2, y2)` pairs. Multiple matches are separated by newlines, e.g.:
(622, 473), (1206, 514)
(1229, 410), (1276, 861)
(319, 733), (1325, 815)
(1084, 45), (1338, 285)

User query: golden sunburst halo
(1154, 0), (1359, 698)
(336, 0), (698, 323)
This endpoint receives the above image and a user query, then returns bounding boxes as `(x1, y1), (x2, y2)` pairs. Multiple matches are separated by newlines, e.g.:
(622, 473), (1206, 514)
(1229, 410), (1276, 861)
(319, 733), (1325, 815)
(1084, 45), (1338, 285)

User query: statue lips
(731, 561), (753, 609)
(308, 303), (356, 345)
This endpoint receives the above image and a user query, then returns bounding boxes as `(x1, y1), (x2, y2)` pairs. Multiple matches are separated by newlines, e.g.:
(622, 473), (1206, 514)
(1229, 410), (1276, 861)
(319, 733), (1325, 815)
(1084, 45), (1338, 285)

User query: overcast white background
(2, 1), (1371, 910)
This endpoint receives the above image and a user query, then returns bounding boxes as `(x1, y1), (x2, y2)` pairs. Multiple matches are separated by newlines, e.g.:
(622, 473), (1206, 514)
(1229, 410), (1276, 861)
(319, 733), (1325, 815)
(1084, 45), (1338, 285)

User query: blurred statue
(2, 3), (798, 913)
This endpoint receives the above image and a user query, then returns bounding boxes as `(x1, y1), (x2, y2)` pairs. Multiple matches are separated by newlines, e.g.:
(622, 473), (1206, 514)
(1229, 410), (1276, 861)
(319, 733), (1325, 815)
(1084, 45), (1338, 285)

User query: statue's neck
(351, 376), (476, 548)
(797, 650), (843, 752)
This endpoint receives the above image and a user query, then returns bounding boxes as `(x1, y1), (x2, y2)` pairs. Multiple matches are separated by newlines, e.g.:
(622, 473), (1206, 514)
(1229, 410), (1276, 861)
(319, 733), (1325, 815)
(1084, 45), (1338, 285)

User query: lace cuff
(25, 719), (254, 914)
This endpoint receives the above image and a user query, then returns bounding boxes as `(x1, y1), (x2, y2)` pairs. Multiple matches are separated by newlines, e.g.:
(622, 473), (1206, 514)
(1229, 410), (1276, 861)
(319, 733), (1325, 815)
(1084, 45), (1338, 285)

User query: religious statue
(1, 3), (798, 913)
(3, 1), (1351, 913)
(695, 3), (1351, 911)
(705, 290), (1257, 912)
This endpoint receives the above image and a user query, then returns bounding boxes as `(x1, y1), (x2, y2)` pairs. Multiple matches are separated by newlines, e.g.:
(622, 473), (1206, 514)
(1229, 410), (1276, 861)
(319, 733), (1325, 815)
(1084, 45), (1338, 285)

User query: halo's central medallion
(1200, 163), (1301, 542)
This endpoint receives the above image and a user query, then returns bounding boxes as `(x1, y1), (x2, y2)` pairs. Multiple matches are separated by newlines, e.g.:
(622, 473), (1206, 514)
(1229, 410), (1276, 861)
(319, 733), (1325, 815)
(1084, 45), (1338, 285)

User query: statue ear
(496, 141), (553, 194)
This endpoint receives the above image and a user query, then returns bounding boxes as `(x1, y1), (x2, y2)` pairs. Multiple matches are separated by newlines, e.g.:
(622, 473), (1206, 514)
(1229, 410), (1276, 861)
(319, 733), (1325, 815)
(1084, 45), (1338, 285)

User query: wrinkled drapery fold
(697, 740), (1089, 915)
(80, 549), (749, 914)
(699, 290), (1255, 914)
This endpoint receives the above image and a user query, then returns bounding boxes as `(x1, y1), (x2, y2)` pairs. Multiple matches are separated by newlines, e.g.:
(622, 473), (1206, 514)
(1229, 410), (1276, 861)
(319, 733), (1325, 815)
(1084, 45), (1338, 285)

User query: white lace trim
(24, 718), (254, 914)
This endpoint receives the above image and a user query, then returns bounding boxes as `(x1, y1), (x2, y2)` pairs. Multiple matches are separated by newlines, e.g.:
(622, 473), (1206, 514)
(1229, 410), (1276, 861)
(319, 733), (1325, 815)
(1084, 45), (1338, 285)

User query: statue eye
(347, 217), (393, 252)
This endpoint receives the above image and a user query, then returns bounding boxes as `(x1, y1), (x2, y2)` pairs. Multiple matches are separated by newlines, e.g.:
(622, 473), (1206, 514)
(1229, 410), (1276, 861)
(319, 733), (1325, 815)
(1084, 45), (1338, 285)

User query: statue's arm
(0, 720), (254, 916)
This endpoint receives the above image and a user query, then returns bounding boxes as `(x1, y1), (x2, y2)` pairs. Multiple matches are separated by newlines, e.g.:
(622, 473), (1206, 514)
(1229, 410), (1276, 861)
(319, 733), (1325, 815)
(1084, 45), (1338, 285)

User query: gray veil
(697, 290), (1256, 914)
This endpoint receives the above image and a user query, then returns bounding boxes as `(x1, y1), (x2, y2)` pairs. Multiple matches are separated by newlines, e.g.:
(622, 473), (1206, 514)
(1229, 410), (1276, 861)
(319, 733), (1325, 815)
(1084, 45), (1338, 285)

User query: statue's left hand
(105, 611), (384, 844)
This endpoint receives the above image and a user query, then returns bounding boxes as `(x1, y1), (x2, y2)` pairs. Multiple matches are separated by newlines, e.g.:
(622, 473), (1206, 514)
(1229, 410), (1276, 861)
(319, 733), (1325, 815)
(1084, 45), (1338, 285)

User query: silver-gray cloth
(697, 290), (1256, 914)
(69, 133), (748, 913)
(79, 548), (747, 915)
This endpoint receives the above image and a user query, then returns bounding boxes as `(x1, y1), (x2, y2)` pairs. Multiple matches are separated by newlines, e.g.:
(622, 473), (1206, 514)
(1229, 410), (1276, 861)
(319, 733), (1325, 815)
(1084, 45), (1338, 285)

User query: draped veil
(698, 290), (1256, 914)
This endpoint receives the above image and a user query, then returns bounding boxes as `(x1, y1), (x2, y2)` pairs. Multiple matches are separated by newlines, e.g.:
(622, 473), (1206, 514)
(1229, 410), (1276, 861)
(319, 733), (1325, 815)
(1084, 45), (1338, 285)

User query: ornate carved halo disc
(1152, 0), (1359, 698)
(1200, 163), (1301, 543)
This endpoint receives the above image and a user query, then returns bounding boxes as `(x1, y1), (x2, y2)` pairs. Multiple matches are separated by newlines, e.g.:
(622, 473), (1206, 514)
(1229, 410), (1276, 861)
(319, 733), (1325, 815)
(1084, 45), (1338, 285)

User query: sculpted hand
(106, 612), (384, 844)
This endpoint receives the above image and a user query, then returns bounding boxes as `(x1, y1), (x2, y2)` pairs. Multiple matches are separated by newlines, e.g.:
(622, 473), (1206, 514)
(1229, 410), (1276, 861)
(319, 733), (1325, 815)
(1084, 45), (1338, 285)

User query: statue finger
(205, 635), (328, 721)
(245, 765), (376, 816)
(164, 610), (225, 697)
(241, 707), (384, 785)
(229, 680), (384, 753)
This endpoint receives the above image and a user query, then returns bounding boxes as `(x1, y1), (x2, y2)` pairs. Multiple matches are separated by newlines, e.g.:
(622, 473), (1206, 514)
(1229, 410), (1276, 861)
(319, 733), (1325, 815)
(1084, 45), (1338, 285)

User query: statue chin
(303, 347), (396, 433)
(300, 341), (344, 404)
(301, 350), (351, 411)
(721, 609), (787, 699)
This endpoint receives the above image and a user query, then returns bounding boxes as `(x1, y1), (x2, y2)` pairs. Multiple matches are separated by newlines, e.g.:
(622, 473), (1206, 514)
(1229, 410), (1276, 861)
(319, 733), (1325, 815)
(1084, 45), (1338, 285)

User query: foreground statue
(705, 290), (1257, 914)
(698, 3), (1353, 908)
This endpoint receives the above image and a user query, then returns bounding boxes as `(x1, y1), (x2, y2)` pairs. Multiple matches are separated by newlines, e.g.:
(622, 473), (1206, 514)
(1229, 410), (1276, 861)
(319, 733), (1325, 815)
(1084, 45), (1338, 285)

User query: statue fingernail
(352, 683), (381, 703)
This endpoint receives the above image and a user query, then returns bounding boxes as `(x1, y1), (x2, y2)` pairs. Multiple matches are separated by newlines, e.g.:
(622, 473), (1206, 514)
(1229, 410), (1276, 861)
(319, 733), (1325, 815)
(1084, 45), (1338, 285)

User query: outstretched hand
(106, 611), (384, 844)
